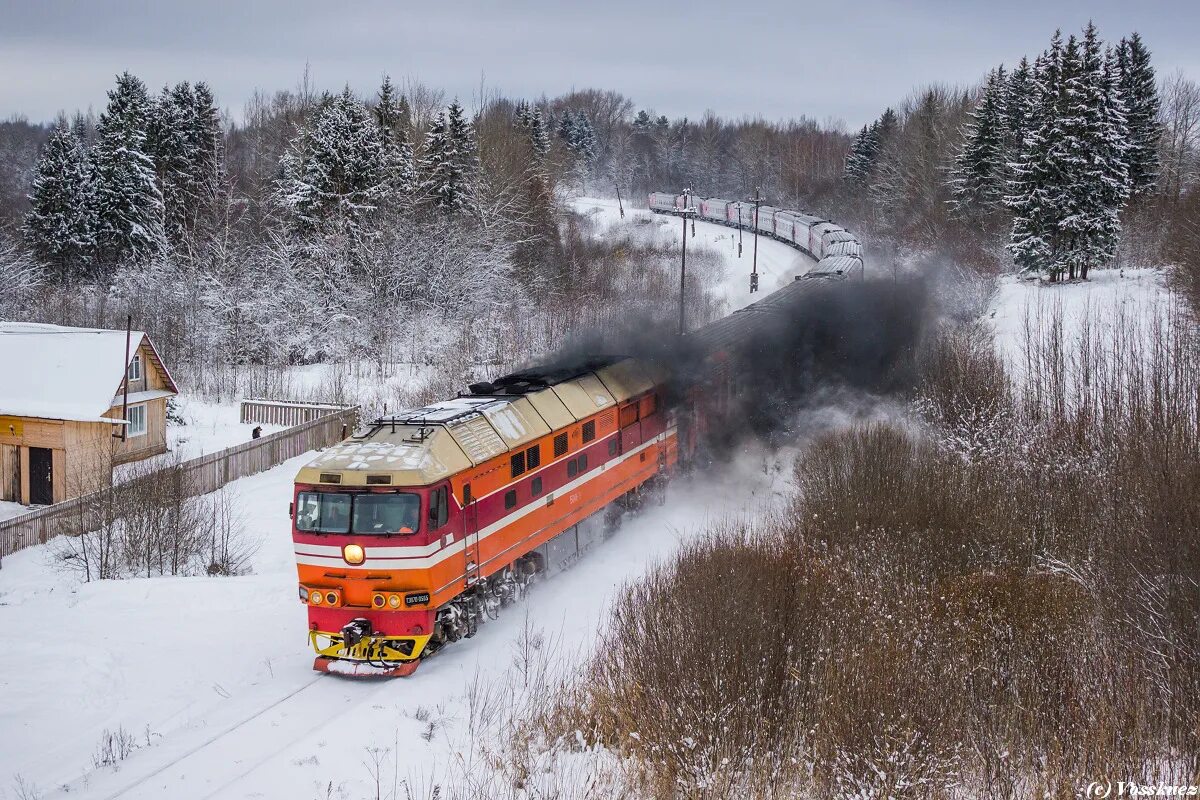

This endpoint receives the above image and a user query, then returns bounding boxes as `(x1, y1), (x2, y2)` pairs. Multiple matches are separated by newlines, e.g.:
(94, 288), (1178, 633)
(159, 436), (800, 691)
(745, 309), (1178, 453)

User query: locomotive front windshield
(295, 492), (420, 535)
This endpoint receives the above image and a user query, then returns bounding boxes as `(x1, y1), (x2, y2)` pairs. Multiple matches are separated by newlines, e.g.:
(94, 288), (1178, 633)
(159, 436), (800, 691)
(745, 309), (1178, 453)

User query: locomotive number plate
(405, 592), (431, 607)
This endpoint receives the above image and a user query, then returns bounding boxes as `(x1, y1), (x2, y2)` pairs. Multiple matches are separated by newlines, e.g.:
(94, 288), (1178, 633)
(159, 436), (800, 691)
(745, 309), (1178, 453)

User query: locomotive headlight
(325, 592), (338, 606)
(388, 594), (401, 609)
(298, 586), (307, 601)
(309, 590), (323, 604)
(372, 594), (385, 608)
(343, 544), (365, 565)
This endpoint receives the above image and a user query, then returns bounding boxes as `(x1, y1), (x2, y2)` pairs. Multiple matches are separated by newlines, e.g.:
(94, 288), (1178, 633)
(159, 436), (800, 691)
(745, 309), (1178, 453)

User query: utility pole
(614, 181), (624, 219)
(679, 198), (697, 336)
(736, 202), (743, 258)
(748, 188), (763, 293)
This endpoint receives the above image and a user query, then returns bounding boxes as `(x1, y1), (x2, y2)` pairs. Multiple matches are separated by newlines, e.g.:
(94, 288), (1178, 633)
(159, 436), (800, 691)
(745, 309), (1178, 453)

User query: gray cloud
(1, 0), (1196, 128)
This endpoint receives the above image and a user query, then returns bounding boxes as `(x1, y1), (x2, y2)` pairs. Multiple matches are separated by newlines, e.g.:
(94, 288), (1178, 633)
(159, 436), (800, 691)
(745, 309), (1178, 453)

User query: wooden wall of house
(0, 416), (67, 504)
(104, 397), (169, 465)
(62, 420), (116, 499)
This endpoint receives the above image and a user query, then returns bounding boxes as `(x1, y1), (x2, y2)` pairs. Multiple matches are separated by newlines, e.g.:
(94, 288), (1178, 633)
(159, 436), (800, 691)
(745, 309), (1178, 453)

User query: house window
(582, 420), (596, 442)
(553, 432), (568, 458)
(126, 403), (147, 437)
(526, 444), (541, 470)
(127, 354), (142, 382)
(504, 489), (517, 510)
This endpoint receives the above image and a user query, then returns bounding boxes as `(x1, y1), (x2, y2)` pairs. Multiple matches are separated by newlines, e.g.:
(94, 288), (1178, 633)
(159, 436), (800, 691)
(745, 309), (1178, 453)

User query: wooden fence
(0, 407), (359, 561)
(240, 398), (355, 427)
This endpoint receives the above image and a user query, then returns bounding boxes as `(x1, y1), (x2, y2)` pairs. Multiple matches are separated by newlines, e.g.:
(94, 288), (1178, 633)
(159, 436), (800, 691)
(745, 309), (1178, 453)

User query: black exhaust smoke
(531, 277), (931, 453)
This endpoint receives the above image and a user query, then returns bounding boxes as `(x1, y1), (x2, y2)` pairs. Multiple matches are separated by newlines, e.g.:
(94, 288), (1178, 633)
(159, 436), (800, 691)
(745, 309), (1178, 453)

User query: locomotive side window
(504, 489), (517, 510)
(553, 433), (568, 458)
(531, 476), (543, 496)
(429, 486), (449, 529)
(608, 439), (618, 457)
(567, 460), (578, 479)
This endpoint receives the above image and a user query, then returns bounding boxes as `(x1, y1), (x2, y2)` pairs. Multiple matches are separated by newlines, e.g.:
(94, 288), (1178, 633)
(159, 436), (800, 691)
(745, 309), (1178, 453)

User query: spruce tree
(90, 71), (165, 266)
(1116, 33), (1161, 199)
(529, 107), (551, 160)
(418, 100), (478, 214)
(24, 121), (96, 281)
(277, 88), (387, 235)
(950, 66), (1009, 212)
(1002, 57), (1036, 181)
(1007, 39), (1064, 277)
(374, 76), (416, 199)
(147, 82), (195, 247)
(188, 82), (225, 235)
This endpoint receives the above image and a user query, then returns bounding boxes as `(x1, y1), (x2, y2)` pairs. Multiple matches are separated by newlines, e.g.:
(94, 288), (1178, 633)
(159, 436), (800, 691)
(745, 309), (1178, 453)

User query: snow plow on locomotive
(290, 357), (677, 676)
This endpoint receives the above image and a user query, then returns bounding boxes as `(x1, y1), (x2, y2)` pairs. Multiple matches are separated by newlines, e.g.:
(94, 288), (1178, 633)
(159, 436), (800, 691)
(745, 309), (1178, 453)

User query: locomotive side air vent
(366, 474), (392, 485)
(319, 472), (342, 484)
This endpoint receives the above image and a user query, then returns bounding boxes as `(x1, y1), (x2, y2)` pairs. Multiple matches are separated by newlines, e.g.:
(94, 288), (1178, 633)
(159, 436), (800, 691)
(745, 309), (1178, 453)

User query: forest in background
(0, 22), (1196, 408)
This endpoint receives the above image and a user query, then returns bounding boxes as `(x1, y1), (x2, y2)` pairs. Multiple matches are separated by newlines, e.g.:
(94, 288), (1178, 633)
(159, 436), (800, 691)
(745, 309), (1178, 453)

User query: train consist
(290, 192), (865, 677)
(648, 191), (864, 281)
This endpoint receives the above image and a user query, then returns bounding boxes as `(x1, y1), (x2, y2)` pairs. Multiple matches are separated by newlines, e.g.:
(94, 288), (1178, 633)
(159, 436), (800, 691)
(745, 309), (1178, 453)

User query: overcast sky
(2, 0), (1197, 130)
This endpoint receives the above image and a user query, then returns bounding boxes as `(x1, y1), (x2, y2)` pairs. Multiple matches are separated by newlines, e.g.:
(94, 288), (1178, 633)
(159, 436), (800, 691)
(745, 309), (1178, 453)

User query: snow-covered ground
(986, 267), (1178, 371)
(571, 196), (816, 312)
(0, 437), (797, 798)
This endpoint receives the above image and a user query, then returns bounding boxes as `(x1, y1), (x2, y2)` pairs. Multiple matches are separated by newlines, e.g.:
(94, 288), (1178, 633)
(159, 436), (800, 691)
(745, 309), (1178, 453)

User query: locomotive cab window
(295, 492), (420, 535)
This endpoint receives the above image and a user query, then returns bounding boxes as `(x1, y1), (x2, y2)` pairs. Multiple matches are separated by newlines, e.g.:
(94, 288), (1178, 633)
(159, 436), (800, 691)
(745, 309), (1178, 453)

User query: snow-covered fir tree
(950, 66), (1009, 212)
(1116, 32), (1161, 199)
(90, 72), (165, 266)
(1007, 40), (1063, 276)
(24, 120), (96, 280)
(1002, 57), (1036, 179)
(843, 108), (896, 188)
(1060, 24), (1129, 278)
(277, 88), (388, 235)
(1007, 25), (1132, 279)
(374, 76), (416, 199)
(843, 124), (877, 184)
(529, 107), (551, 160)
(418, 100), (479, 214)
(147, 82), (196, 247)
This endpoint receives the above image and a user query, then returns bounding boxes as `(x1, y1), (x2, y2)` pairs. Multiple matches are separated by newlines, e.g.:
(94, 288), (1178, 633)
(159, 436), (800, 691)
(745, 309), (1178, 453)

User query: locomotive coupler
(341, 618), (372, 648)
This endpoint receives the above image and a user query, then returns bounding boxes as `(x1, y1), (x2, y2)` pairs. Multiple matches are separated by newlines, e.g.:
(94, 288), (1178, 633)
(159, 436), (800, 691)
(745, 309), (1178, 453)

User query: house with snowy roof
(0, 322), (178, 506)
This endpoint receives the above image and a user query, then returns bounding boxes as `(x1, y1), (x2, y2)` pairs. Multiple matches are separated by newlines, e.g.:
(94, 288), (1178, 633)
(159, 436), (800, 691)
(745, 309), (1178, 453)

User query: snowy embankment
(571, 196), (815, 311)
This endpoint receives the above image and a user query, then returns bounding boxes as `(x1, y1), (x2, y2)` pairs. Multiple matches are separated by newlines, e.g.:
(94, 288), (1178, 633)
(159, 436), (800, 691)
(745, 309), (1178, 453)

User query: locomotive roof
(295, 356), (652, 488)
